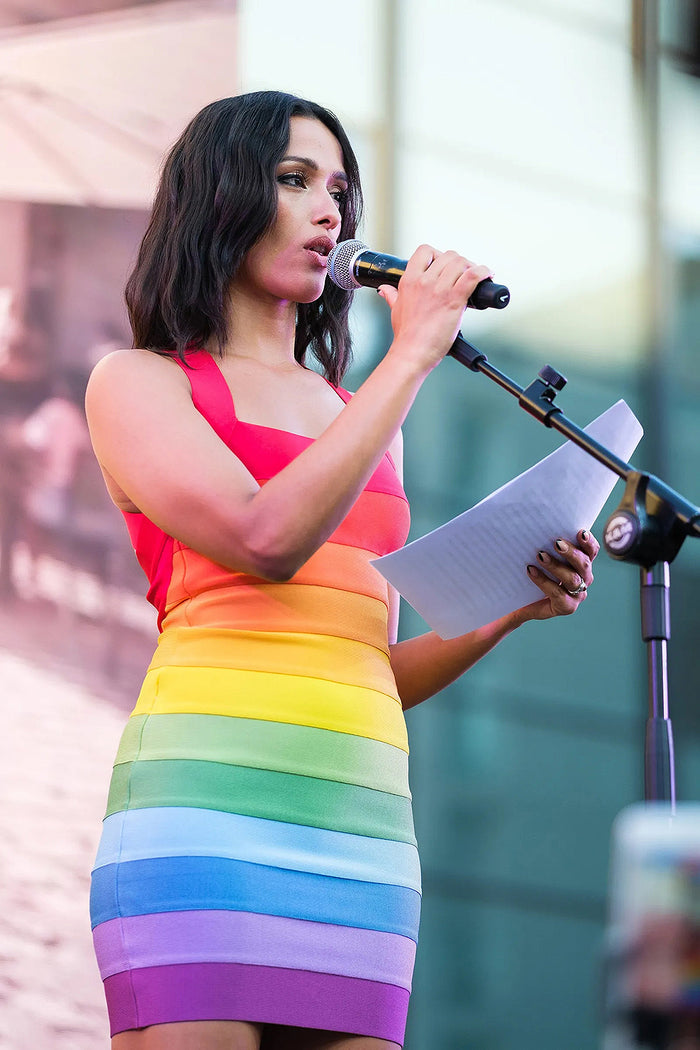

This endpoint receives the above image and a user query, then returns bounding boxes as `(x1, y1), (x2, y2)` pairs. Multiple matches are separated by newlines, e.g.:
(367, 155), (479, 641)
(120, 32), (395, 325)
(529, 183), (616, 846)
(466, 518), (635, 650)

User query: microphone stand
(448, 334), (700, 808)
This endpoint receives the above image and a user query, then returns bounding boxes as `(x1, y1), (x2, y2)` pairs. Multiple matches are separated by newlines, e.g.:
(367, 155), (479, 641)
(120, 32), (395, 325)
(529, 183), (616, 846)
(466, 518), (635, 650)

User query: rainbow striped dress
(89, 349), (419, 1044)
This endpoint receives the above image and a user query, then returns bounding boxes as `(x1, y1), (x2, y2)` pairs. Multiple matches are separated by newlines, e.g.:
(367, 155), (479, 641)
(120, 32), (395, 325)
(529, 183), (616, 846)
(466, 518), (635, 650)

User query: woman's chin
(292, 280), (328, 305)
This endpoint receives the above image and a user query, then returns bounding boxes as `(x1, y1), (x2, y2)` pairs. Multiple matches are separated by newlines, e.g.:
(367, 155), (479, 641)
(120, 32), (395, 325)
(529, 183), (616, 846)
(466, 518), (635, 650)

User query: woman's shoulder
(88, 348), (188, 399)
(85, 350), (195, 442)
(90, 346), (181, 378)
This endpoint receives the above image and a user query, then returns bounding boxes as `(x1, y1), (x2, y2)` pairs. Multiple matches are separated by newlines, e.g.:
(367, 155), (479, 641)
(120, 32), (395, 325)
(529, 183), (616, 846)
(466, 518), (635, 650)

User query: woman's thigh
(112, 1020), (263, 1050)
(261, 1027), (401, 1050)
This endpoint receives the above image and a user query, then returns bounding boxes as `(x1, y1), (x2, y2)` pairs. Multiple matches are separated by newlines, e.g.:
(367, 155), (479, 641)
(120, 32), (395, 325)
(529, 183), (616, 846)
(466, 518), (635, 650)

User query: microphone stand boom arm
(448, 333), (700, 807)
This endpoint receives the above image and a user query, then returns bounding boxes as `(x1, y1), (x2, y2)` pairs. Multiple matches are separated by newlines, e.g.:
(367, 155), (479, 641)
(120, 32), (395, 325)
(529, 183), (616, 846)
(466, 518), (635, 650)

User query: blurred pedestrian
(20, 365), (90, 531)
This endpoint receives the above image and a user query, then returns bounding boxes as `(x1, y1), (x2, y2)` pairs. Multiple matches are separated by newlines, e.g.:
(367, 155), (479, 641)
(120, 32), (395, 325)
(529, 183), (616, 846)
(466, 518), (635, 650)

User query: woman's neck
(216, 282), (299, 369)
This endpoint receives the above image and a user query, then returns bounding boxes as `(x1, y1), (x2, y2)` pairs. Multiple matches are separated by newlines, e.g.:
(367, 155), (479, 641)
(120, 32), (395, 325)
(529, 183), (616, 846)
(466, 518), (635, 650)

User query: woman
(86, 91), (598, 1050)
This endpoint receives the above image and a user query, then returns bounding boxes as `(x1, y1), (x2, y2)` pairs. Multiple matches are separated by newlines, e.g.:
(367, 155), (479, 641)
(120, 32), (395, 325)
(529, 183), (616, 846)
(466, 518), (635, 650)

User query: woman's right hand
(378, 244), (492, 373)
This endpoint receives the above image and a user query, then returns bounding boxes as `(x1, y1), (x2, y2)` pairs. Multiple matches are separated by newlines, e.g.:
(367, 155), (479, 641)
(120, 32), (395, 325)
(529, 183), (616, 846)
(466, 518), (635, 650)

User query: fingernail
(555, 539), (568, 553)
(527, 564), (537, 576)
(581, 530), (589, 542)
(537, 550), (550, 564)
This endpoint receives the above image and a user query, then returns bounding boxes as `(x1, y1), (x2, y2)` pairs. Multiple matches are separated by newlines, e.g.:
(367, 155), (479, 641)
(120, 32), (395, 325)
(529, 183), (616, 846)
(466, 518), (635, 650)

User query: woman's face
(235, 116), (348, 304)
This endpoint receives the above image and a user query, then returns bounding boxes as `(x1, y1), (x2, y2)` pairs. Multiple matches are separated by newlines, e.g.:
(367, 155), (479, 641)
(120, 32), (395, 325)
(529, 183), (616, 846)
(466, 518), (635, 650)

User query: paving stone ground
(0, 580), (157, 1050)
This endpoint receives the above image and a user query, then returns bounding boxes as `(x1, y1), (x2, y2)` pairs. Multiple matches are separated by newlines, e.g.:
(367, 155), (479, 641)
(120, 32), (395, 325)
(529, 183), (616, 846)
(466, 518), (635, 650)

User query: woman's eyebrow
(280, 155), (348, 184)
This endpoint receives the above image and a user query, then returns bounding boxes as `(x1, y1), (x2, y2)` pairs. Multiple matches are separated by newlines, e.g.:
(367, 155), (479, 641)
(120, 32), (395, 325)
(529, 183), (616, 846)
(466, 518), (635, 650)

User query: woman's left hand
(523, 528), (599, 621)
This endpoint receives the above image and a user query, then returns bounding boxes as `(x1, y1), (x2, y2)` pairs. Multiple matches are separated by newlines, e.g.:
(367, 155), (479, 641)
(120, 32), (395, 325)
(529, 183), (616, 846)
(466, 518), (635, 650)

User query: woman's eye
(278, 171), (306, 188)
(330, 188), (347, 206)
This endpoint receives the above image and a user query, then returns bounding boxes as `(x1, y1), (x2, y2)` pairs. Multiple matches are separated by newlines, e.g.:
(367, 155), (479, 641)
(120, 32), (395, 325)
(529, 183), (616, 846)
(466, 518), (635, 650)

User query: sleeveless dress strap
(172, 348), (238, 446)
(330, 384), (352, 406)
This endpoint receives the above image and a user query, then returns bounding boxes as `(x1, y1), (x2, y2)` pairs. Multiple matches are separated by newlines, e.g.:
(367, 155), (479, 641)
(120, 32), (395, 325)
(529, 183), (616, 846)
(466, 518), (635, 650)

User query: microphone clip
(603, 472), (693, 568)
(518, 365), (567, 425)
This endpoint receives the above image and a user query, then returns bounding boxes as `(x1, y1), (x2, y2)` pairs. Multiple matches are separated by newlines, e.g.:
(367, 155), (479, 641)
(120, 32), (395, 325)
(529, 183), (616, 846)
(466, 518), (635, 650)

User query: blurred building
(0, 2), (698, 1048)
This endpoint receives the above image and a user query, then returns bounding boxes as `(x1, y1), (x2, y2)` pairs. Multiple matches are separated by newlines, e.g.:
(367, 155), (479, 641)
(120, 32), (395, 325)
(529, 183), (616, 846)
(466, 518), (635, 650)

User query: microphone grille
(326, 239), (368, 291)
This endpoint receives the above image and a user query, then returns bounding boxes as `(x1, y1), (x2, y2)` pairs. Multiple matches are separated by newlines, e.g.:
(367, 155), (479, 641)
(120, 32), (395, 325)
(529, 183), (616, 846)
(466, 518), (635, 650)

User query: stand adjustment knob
(538, 365), (567, 390)
(604, 510), (641, 556)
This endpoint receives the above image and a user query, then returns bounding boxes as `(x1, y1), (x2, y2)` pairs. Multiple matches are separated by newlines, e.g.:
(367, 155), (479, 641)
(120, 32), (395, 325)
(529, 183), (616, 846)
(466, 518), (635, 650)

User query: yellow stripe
(132, 665), (409, 752)
(148, 627), (398, 697)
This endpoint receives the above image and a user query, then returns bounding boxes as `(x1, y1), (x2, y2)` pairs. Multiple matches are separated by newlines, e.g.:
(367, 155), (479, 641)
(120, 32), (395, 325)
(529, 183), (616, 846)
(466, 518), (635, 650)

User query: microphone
(326, 239), (510, 310)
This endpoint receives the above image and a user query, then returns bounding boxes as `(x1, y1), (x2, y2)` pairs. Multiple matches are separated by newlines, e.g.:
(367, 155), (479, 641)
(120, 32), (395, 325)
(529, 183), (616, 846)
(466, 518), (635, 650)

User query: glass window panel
(399, 0), (639, 199)
(238, 0), (383, 127)
(395, 144), (646, 363)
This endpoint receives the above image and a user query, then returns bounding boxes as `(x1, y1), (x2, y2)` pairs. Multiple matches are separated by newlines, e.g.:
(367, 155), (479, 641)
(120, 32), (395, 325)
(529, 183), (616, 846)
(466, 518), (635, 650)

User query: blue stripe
(89, 855), (421, 940)
(93, 808), (421, 892)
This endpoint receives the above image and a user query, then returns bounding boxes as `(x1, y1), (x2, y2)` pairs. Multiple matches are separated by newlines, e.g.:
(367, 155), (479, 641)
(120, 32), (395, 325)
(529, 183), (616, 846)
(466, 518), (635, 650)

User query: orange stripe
(168, 542), (390, 602)
(164, 581), (389, 646)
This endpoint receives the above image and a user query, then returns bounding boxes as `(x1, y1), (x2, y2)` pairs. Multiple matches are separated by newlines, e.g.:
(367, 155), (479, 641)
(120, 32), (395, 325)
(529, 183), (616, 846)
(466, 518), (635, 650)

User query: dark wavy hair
(125, 91), (363, 385)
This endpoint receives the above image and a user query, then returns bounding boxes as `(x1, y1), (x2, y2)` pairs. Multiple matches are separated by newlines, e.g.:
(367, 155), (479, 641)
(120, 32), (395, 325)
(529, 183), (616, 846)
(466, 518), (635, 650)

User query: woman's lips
(302, 237), (335, 270)
(306, 247), (331, 267)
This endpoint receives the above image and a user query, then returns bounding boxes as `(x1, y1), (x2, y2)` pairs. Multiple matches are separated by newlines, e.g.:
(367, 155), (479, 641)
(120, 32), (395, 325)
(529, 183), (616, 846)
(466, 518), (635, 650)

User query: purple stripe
(93, 910), (415, 990)
(105, 961), (409, 1043)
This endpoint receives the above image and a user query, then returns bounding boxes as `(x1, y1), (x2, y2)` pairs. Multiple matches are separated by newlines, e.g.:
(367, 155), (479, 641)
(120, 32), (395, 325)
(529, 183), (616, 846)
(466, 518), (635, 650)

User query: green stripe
(106, 759), (416, 844)
(116, 714), (410, 798)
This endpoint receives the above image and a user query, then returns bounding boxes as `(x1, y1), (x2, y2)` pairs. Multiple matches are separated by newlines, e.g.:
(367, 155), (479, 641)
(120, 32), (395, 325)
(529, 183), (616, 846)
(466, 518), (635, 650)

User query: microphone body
(327, 240), (510, 310)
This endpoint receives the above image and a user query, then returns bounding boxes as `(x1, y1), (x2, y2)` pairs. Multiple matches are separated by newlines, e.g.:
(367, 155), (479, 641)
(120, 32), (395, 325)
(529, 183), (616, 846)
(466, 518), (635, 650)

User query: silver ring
(564, 582), (587, 597)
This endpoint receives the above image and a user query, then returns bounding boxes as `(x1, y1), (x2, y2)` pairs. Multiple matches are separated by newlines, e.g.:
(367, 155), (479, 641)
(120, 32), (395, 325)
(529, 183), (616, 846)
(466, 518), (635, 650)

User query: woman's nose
(315, 191), (341, 229)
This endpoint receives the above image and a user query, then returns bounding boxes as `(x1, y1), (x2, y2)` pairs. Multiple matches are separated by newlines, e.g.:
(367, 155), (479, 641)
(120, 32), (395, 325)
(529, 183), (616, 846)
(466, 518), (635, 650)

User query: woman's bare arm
(87, 247), (490, 581)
